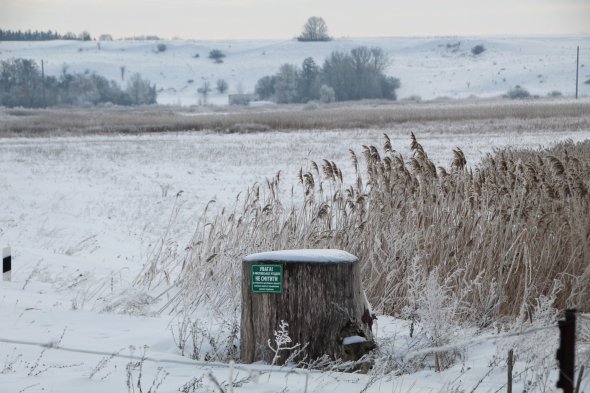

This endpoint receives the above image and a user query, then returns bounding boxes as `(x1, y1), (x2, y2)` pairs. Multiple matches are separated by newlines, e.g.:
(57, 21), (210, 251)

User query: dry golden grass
(1, 98), (590, 136)
(139, 134), (590, 326)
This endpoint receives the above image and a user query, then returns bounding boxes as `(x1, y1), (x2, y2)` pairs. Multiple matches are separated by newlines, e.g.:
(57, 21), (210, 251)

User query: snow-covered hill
(1, 35), (589, 105)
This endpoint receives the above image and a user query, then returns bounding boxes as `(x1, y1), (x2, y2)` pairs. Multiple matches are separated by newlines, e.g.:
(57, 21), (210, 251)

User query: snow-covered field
(1, 34), (590, 392)
(1, 125), (590, 392)
(0, 35), (589, 105)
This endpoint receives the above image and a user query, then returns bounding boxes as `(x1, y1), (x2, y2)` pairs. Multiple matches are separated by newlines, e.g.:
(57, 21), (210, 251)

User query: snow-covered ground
(0, 35), (589, 105)
(1, 126), (590, 392)
(1, 34), (590, 392)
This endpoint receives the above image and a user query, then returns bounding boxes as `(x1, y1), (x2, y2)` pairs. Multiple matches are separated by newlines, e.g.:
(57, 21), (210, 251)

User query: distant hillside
(0, 35), (588, 105)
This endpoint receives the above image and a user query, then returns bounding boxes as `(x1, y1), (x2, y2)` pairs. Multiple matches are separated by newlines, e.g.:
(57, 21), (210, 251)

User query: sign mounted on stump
(251, 264), (283, 293)
(241, 249), (376, 368)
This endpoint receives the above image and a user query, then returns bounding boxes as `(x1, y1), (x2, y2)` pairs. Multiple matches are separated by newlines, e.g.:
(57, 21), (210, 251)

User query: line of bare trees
(0, 58), (156, 107)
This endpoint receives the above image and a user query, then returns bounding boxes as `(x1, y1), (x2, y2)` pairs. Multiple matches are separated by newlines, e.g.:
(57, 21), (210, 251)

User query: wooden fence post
(240, 249), (375, 366)
(507, 349), (514, 393)
(2, 246), (11, 282)
(556, 309), (576, 393)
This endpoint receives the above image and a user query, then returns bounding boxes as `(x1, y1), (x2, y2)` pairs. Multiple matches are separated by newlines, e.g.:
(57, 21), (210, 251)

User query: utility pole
(576, 46), (580, 100)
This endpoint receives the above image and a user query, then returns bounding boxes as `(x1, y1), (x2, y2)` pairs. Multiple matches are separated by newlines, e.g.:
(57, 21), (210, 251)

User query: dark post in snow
(507, 349), (514, 393)
(556, 309), (576, 393)
(2, 246), (11, 281)
(240, 249), (376, 366)
(576, 46), (580, 100)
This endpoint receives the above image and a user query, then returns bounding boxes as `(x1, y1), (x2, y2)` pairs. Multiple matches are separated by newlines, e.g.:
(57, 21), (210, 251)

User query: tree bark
(240, 249), (375, 365)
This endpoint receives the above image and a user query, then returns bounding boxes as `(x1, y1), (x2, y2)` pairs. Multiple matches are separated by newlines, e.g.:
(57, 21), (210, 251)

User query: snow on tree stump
(240, 249), (376, 366)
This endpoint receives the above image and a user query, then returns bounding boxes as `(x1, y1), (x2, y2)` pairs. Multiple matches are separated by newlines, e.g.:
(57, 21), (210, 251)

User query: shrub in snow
(208, 49), (225, 63)
(505, 85), (531, 99)
(255, 75), (276, 100)
(401, 260), (468, 371)
(99, 34), (113, 41)
(495, 283), (562, 392)
(319, 84), (336, 103)
(126, 73), (157, 105)
(171, 314), (239, 361)
(156, 43), (167, 53)
(471, 44), (485, 55)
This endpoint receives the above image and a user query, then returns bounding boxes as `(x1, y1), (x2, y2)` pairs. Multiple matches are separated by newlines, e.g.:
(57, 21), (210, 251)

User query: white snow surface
(244, 249), (357, 263)
(0, 35), (589, 105)
(342, 335), (368, 345)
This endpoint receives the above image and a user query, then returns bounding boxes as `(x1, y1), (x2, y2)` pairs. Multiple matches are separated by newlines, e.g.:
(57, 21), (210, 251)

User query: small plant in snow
(89, 349), (123, 380)
(126, 346), (169, 393)
(401, 259), (469, 372)
(1, 348), (22, 374)
(267, 320), (301, 366)
(177, 376), (204, 393)
(172, 313), (239, 362)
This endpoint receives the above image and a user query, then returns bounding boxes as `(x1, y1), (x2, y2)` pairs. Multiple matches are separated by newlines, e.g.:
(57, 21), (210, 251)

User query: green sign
(251, 264), (283, 293)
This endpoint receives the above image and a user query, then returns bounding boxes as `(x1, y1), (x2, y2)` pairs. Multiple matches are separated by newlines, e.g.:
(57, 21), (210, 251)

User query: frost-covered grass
(141, 134), (590, 322)
(1, 119), (590, 391)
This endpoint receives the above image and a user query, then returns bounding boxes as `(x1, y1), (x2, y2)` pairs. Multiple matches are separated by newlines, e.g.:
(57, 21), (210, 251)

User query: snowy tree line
(0, 29), (93, 41)
(255, 46), (400, 103)
(0, 58), (156, 107)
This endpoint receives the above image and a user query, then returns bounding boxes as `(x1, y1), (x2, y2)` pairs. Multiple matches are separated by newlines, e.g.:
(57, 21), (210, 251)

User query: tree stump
(240, 249), (376, 365)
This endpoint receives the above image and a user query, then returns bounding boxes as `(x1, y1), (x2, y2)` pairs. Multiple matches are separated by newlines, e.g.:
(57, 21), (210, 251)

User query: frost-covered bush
(156, 43), (167, 52)
(274, 64), (299, 103)
(319, 84), (335, 103)
(126, 73), (157, 105)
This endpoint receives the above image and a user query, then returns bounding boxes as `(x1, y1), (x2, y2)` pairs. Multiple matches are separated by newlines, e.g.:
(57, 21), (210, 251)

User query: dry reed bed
(2, 99), (590, 136)
(140, 136), (590, 326)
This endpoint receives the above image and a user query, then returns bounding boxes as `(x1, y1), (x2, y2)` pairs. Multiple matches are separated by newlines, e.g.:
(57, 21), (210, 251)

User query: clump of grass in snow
(138, 135), (590, 333)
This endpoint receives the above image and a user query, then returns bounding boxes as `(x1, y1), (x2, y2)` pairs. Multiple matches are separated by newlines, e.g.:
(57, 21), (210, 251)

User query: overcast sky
(1, 0), (589, 40)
